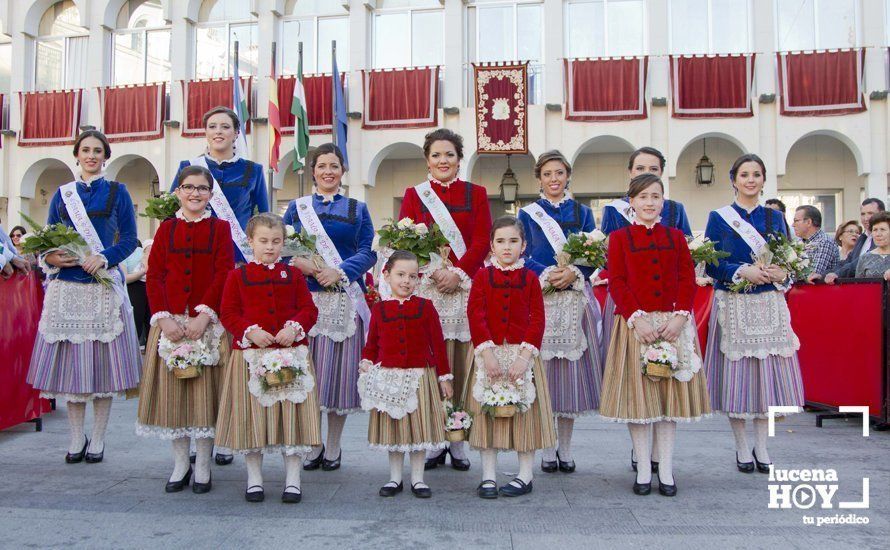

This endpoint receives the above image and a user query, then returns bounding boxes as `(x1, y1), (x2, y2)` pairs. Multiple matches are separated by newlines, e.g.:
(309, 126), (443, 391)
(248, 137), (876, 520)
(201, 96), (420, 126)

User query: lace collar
(733, 201), (759, 214)
(204, 151), (241, 166)
(383, 294), (415, 304)
(249, 258), (280, 270)
(175, 208), (212, 223)
(538, 190), (573, 207)
(76, 172), (106, 186)
(314, 191), (342, 204)
(631, 216), (660, 229)
(491, 258), (525, 271)
(429, 174), (459, 188)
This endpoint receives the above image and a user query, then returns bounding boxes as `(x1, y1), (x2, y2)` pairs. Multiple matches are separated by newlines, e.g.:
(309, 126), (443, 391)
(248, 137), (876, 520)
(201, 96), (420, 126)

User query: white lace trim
(358, 366), (424, 419)
(239, 324), (262, 348)
(319, 406), (360, 415)
(674, 310), (691, 318)
(336, 268), (350, 287)
(475, 340), (497, 354)
(233, 445), (313, 456)
(175, 209), (212, 222)
(194, 304), (219, 325)
(38, 279), (125, 344)
(438, 374), (454, 382)
(135, 423), (216, 440)
(150, 311), (173, 326)
(472, 344), (537, 409)
(554, 410), (597, 419)
(308, 291), (356, 342)
(369, 442), (447, 452)
(428, 175), (458, 188)
(519, 342), (540, 357)
(416, 266), (471, 342)
(40, 391), (124, 402)
(39, 252), (60, 275)
(248, 260), (278, 269)
(540, 285), (587, 361)
(491, 258), (525, 271)
(722, 408), (802, 419)
(599, 413), (714, 424)
(627, 310), (647, 329)
(715, 290), (800, 361)
(284, 321), (306, 341)
(243, 347), (314, 407)
(537, 192), (573, 207)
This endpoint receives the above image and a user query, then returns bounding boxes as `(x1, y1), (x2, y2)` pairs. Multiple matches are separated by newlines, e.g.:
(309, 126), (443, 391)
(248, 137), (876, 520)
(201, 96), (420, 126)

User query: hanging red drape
(181, 77), (252, 137)
(778, 49), (866, 117)
(0, 272), (51, 431)
(276, 74), (338, 135)
(99, 83), (166, 143)
(564, 58), (648, 122)
(670, 54), (755, 118)
(474, 63), (528, 154)
(17, 90), (82, 147)
(362, 67), (439, 130)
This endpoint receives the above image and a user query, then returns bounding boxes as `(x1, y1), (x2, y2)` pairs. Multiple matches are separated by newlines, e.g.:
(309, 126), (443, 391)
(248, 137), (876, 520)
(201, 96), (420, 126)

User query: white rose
(397, 218), (414, 229)
(285, 225), (296, 237)
(786, 249), (797, 262)
(589, 229), (607, 243)
(415, 223), (429, 235)
(688, 234), (707, 251)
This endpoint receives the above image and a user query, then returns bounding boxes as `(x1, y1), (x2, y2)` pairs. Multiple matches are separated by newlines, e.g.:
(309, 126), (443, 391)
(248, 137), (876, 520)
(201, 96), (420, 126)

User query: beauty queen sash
(414, 180), (467, 259)
(521, 202), (568, 253)
(294, 196), (371, 339)
(716, 205), (767, 255)
(606, 199), (633, 224)
(190, 156), (254, 262)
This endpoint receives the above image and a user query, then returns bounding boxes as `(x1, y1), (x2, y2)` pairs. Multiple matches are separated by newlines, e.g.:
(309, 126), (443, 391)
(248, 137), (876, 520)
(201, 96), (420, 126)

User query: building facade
(1, 0), (889, 240)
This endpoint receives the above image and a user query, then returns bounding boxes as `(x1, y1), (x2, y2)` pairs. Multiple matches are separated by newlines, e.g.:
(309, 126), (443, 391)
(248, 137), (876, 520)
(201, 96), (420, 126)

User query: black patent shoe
(411, 482), (432, 498)
(165, 468), (192, 493)
(85, 443), (105, 464)
(378, 481), (403, 497)
(658, 480), (677, 497)
(425, 449), (447, 470)
(245, 486), (265, 502)
(752, 449), (772, 474)
(736, 452), (755, 473)
(65, 436), (88, 464)
(215, 452), (233, 466)
(541, 458), (558, 473)
(500, 478), (533, 497)
(282, 486), (302, 504)
(303, 445), (325, 471)
(448, 448), (470, 471)
(633, 480), (652, 495)
(630, 450), (658, 473)
(557, 451), (576, 473)
(192, 473), (212, 494)
(321, 450), (342, 471)
(477, 480), (498, 499)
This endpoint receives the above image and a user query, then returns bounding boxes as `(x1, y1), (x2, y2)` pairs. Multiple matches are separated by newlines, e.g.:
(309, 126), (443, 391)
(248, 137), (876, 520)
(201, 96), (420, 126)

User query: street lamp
(696, 139), (714, 185)
(499, 154), (519, 205)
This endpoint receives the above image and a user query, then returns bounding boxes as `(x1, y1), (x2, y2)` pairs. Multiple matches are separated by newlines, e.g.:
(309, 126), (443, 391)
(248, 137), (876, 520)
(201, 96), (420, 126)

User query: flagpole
(298, 42), (305, 198)
(269, 41), (277, 210)
(331, 40), (337, 148)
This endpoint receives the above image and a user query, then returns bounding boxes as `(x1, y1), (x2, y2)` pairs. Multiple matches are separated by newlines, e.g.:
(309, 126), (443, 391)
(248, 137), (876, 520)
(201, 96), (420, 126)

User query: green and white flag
(291, 55), (310, 171)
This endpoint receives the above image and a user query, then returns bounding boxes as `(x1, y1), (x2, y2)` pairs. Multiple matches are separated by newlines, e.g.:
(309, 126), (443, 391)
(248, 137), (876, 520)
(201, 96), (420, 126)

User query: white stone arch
(102, 0), (173, 29)
(23, 0), (89, 36)
(105, 153), (162, 185)
(464, 148), (540, 185)
(670, 132), (750, 177)
(366, 142), (425, 189)
(20, 157), (75, 199)
(778, 129), (866, 176)
(184, 0), (260, 22)
(272, 146), (317, 195)
(568, 135), (637, 168)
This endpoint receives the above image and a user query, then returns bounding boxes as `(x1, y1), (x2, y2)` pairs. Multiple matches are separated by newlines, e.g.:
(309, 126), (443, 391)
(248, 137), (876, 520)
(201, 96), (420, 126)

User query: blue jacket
(172, 156), (269, 263)
(704, 203), (789, 294)
(47, 178), (138, 284)
(518, 197), (597, 279)
(601, 197), (692, 236)
(282, 194), (377, 292)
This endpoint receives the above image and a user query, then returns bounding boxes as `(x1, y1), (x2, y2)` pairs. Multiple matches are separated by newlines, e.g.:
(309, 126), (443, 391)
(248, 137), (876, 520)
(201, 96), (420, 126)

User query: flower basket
(445, 430), (466, 442)
(491, 404), (518, 418)
(172, 365), (200, 379)
(265, 368), (296, 387)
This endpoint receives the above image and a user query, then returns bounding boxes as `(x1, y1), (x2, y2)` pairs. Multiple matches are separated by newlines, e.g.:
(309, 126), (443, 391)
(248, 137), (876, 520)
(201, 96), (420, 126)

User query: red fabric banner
(778, 49), (866, 117)
(788, 282), (884, 417)
(0, 272), (50, 431)
(17, 90), (82, 147)
(99, 83), (166, 143)
(670, 54), (754, 118)
(277, 75), (338, 135)
(362, 67), (439, 130)
(474, 63), (528, 154)
(564, 58), (648, 122)
(181, 78), (252, 137)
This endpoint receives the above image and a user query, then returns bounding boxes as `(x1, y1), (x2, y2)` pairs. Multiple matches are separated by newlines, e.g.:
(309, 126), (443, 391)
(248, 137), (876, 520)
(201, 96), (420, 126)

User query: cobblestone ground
(0, 399), (887, 549)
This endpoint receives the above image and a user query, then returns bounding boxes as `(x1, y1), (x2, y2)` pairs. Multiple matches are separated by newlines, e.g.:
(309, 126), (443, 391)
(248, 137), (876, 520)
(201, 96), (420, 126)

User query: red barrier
(788, 282), (885, 418)
(0, 272), (50, 431)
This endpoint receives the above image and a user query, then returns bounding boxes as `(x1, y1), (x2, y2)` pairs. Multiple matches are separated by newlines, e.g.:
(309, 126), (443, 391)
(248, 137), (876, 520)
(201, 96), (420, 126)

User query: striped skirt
(465, 348), (557, 452)
(600, 293), (617, 366)
(545, 290), (604, 417)
(310, 314), (364, 414)
(367, 367), (447, 452)
(215, 349), (322, 455)
(704, 297), (804, 419)
(27, 284), (141, 401)
(600, 317), (711, 423)
(447, 339), (472, 408)
(135, 325), (229, 440)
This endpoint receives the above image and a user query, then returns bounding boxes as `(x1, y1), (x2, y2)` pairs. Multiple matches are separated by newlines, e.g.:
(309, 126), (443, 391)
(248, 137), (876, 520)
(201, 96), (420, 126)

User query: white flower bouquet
(480, 380), (528, 418)
(544, 230), (608, 294)
(727, 232), (811, 293)
(249, 347), (309, 389)
(640, 340), (679, 380)
(376, 217), (450, 268)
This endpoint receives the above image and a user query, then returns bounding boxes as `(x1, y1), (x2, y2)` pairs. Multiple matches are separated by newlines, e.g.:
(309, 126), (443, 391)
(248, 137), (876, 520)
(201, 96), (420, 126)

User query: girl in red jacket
(216, 213), (321, 504)
(359, 250), (453, 498)
(138, 165), (234, 494)
(599, 173), (711, 498)
(465, 217), (556, 499)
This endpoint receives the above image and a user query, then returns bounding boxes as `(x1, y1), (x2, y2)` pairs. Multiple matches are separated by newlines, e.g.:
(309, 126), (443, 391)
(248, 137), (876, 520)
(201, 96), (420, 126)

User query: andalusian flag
(268, 75), (282, 172)
(291, 55), (310, 171)
(232, 50), (249, 156)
